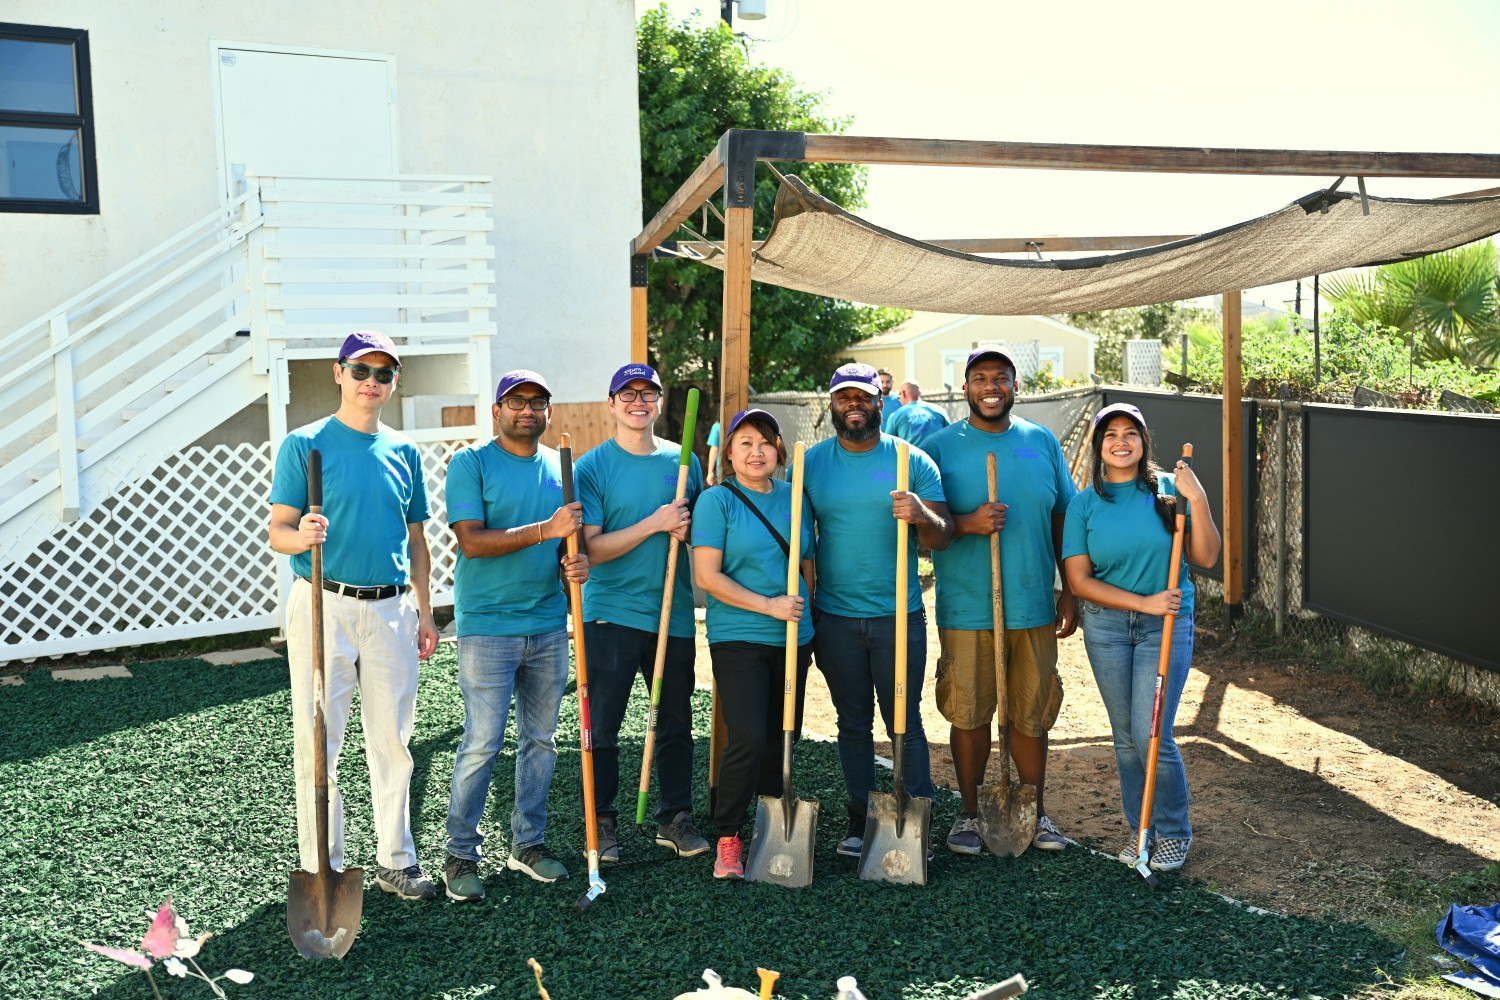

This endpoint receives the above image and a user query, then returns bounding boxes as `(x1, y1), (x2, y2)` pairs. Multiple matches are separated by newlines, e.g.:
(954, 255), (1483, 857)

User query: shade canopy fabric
(691, 175), (1500, 314)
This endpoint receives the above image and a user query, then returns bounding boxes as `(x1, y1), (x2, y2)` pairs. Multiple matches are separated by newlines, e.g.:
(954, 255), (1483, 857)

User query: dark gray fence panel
(1304, 406), (1500, 672)
(1098, 390), (1256, 584)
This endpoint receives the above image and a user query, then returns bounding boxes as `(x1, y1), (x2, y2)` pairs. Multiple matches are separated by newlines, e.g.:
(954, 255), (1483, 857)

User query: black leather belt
(302, 577), (406, 601)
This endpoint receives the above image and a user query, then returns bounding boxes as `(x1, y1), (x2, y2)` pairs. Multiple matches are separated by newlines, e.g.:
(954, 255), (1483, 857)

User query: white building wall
(0, 0), (640, 405)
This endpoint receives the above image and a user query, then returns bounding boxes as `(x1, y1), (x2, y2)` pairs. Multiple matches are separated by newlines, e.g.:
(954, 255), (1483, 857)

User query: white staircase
(0, 175), (495, 661)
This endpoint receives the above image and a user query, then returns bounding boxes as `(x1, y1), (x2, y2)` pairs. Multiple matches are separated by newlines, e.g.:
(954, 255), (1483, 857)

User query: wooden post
(720, 204), (753, 442)
(1221, 292), (1244, 612)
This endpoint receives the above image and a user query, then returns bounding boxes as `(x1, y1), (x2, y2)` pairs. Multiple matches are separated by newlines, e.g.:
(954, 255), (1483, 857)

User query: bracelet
(535, 522), (545, 546)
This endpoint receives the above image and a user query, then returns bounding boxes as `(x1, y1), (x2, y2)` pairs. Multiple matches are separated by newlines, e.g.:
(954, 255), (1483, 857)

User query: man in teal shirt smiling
(441, 370), (590, 900)
(804, 362), (953, 857)
(925, 346), (1079, 857)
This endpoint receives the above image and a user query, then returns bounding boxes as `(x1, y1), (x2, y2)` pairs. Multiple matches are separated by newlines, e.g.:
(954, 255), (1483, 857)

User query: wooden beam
(675, 234), (1195, 256)
(1439, 185), (1500, 200)
(631, 285), (647, 364)
(799, 134), (1500, 178)
(720, 203), (754, 454)
(1221, 292), (1244, 609)
(631, 142), (726, 257)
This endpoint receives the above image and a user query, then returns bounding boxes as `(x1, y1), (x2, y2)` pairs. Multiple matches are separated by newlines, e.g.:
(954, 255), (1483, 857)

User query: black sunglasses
(340, 361), (398, 385)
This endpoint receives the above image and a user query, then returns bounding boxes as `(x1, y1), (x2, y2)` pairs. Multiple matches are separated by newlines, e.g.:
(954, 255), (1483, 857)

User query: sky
(634, 0), (1500, 309)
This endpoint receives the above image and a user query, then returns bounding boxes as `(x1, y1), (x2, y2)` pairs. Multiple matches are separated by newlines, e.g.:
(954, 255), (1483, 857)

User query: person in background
(705, 421), (721, 486)
(883, 381), (951, 452)
(876, 368), (901, 430)
(1062, 402), (1220, 873)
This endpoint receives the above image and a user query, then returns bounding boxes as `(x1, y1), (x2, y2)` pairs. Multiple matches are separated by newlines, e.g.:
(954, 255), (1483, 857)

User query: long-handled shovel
(288, 448), (363, 960)
(636, 388), (699, 827)
(977, 451), (1038, 856)
(560, 435), (606, 910)
(1131, 444), (1191, 890)
(859, 440), (932, 885)
(745, 441), (818, 886)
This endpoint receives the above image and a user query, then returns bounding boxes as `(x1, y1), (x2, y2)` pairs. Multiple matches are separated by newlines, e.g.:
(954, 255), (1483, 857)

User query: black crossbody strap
(721, 480), (790, 557)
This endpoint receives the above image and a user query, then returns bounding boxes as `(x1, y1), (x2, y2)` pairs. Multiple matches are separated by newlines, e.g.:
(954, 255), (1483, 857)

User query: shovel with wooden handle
(637, 387), (699, 827)
(858, 440), (932, 885)
(977, 450), (1038, 857)
(745, 441), (818, 887)
(287, 448), (363, 960)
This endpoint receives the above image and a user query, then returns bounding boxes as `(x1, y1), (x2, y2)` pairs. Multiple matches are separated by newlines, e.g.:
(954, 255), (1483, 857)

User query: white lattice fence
(1, 437), (470, 663)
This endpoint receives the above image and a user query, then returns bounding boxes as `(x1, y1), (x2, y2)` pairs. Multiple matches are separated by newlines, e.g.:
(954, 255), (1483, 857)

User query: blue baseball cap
(608, 363), (663, 395)
(494, 369), (551, 402)
(1093, 402), (1148, 430)
(965, 345), (1015, 375)
(725, 407), (780, 440)
(339, 330), (401, 367)
(828, 362), (881, 395)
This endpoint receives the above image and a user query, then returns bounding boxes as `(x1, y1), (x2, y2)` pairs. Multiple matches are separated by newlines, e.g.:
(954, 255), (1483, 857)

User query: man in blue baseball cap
(440, 370), (592, 899)
(803, 361), (954, 857)
(268, 329), (441, 902)
(574, 362), (709, 862)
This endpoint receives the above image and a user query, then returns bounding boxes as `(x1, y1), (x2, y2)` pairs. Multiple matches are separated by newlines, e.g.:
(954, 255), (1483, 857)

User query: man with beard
(923, 347), (1079, 855)
(442, 371), (592, 900)
(804, 362), (953, 856)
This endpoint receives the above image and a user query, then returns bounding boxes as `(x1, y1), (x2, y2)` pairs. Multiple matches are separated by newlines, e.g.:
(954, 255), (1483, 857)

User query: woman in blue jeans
(1061, 403), (1220, 872)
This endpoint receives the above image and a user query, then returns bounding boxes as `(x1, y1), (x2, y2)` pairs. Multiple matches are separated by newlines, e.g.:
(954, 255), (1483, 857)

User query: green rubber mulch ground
(1, 647), (1401, 999)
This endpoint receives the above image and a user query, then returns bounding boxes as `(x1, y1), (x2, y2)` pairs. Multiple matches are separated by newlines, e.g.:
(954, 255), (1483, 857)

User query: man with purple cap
(924, 345), (1079, 856)
(269, 329), (441, 901)
(574, 362), (709, 862)
(804, 361), (953, 858)
(440, 370), (592, 899)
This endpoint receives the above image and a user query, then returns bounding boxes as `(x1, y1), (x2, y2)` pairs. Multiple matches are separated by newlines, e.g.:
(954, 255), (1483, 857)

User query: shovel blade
(858, 791), (932, 885)
(977, 780), (1038, 858)
(745, 793), (819, 887)
(287, 866), (364, 960)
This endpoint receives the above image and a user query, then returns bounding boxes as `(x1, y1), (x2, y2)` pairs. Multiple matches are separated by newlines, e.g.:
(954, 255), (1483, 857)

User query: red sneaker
(713, 835), (744, 880)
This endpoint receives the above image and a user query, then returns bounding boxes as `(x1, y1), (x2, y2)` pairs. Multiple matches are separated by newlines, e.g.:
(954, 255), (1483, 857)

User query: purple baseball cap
(608, 363), (663, 395)
(828, 362), (881, 395)
(494, 369), (551, 402)
(965, 345), (1015, 375)
(1093, 402), (1148, 430)
(725, 407), (780, 440)
(339, 330), (401, 366)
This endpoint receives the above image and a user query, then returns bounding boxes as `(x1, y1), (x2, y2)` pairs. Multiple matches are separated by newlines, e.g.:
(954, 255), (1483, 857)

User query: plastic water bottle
(835, 976), (868, 1000)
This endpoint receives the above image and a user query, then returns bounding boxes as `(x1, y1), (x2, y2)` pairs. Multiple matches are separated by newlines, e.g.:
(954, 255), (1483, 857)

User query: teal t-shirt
(691, 480), (815, 646)
(926, 417), (1077, 631)
(706, 422), (721, 447)
(803, 434), (945, 617)
(879, 395), (903, 429)
(269, 416), (429, 587)
(575, 437), (703, 637)
(445, 441), (567, 638)
(885, 399), (951, 451)
(1062, 473), (1195, 614)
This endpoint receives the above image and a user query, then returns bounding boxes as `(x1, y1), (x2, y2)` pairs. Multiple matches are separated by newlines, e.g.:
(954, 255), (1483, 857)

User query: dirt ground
(694, 588), (1500, 918)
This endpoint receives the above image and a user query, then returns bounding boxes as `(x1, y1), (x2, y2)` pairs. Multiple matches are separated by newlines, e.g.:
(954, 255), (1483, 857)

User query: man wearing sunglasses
(574, 363), (709, 863)
(268, 330), (442, 902)
(439, 370), (591, 899)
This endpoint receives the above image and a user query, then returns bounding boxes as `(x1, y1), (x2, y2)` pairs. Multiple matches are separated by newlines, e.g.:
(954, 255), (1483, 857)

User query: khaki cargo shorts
(934, 625), (1063, 736)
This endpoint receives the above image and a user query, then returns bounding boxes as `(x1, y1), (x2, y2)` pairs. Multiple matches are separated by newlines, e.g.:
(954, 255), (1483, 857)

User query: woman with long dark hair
(1061, 403), (1220, 872)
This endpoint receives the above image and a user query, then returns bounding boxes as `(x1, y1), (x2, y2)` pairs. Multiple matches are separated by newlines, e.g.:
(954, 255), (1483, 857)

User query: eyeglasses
(614, 388), (661, 403)
(501, 396), (551, 411)
(339, 361), (398, 385)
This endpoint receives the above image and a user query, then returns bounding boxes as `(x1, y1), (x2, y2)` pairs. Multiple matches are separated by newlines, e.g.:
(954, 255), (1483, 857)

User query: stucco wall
(850, 314), (1096, 389)
(1, 0), (640, 404)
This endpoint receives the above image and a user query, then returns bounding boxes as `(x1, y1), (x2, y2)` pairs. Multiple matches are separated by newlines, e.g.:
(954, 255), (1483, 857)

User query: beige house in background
(848, 312), (1097, 390)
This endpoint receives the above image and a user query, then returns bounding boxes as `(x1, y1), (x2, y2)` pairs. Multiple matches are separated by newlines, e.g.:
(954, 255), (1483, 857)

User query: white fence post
(50, 314), (81, 522)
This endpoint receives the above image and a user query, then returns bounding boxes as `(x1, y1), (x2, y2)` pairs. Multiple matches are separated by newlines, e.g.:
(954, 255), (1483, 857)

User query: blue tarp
(1437, 902), (1500, 997)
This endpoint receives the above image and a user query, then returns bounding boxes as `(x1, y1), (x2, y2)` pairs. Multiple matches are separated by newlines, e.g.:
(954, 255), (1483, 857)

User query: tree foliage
(1064, 301), (1215, 381)
(637, 6), (906, 437)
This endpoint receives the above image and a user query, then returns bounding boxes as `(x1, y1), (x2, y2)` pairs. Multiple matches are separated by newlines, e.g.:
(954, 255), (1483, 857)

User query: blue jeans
(812, 609), (935, 821)
(583, 620), (696, 824)
(446, 630), (570, 860)
(1080, 602), (1194, 843)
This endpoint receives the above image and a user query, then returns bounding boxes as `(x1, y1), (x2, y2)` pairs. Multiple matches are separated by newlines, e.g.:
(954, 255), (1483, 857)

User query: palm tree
(1323, 242), (1499, 366)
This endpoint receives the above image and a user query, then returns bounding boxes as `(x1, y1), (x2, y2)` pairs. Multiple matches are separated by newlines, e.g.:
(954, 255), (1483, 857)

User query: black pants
(583, 620), (696, 824)
(710, 639), (813, 837)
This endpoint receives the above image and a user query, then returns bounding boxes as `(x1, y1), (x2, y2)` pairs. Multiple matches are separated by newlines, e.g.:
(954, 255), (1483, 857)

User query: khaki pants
(285, 578), (420, 872)
(934, 625), (1063, 737)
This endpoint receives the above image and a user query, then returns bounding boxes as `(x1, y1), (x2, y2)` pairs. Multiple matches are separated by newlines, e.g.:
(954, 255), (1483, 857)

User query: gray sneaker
(586, 815), (620, 865)
(655, 811), (711, 857)
(837, 819), (863, 858)
(443, 854), (484, 903)
(375, 864), (437, 901)
(1031, 814), (1068, 852)
(507, 843), (569, 883)
(946, 814), (982, 855)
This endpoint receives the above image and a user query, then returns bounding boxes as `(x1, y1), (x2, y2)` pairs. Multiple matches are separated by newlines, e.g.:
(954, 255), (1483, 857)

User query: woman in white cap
(1060, 403), (1220, 873)
(691, 408), (815, 879)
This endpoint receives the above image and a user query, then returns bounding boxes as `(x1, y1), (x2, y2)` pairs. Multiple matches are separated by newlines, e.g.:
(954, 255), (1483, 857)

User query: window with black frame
(0, 22), (97, 214)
